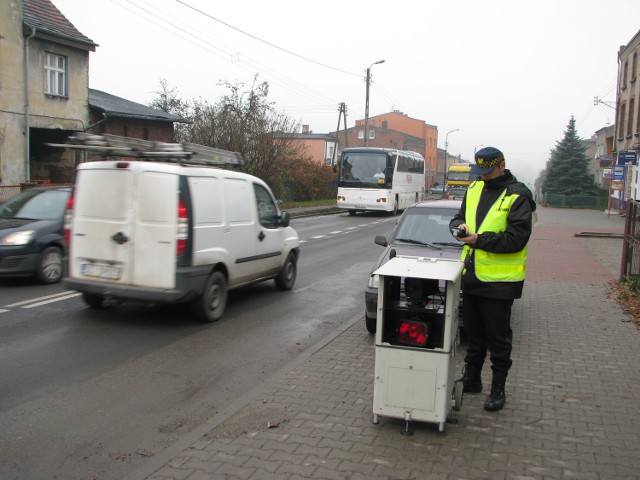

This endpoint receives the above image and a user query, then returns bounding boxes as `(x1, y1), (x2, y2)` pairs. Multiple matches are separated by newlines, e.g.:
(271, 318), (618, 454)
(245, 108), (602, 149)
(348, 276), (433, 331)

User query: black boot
(484, 374), (506, 411)
(458, 364), (482, 393)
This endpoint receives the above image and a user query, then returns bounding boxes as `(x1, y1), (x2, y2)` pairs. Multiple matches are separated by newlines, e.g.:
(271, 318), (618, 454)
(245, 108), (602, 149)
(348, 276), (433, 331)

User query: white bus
(336, 147), (425, 215)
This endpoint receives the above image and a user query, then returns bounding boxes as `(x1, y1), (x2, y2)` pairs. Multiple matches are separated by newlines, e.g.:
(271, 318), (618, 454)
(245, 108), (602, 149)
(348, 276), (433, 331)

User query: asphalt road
(0, 210), (398, 480)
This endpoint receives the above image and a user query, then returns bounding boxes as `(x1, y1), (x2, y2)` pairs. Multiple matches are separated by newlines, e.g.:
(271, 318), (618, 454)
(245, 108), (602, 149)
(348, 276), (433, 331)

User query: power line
(176, 0), (361, 78)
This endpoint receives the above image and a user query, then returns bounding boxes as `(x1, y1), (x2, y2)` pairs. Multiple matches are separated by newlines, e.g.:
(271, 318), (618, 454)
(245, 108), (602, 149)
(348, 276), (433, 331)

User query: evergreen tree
(543, 116), (595, 195)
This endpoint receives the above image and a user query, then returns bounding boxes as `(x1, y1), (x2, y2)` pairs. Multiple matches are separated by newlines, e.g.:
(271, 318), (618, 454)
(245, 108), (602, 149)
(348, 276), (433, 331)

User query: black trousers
(462, 293), (514, 377)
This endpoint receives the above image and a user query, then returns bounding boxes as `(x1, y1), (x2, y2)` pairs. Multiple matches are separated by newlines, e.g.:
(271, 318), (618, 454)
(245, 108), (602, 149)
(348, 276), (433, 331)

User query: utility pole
(364, 60), (385, 147)
(332, 103), (348, 170)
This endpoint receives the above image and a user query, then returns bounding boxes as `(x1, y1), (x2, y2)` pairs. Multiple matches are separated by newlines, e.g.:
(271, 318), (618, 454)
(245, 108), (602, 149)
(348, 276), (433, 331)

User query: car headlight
(1, 230), (35, 246)
(367, 274), (379, 289)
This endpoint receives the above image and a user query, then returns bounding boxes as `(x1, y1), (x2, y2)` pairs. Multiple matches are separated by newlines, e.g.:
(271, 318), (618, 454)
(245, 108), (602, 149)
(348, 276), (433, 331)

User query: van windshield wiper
(394, 238), (442, 249)
(432, 241), (464, 247)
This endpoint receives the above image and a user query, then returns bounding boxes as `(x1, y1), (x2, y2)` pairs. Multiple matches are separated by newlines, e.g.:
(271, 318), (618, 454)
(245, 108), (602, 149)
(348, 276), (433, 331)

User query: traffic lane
(0, 275), (69, 308)
(0, 213), (394, 480)
(0, 211), (394, 412)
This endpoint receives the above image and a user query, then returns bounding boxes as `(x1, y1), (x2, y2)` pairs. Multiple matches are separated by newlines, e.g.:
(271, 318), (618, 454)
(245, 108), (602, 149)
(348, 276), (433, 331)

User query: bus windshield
(338, 151), (392, 189)
(447, 171), (471, 181)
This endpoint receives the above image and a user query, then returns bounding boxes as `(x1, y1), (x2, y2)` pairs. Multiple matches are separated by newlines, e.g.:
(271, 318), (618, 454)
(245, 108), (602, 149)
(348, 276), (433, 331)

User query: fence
(621, 199), (640, 279)
(0, 186), (21, 202)
(543, 193), (610, 209)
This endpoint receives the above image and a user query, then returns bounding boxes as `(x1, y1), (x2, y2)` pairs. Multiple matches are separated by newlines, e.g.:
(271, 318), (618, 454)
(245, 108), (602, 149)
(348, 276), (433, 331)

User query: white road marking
(22, 293), (81, 308)
(4, 291), (81, 310)
(5, 291), (77, 308)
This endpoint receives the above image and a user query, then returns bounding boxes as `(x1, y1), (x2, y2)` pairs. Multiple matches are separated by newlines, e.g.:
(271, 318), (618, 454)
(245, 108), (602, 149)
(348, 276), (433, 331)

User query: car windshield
(0, 189), (69, 220)
(392, 207), (463, 248)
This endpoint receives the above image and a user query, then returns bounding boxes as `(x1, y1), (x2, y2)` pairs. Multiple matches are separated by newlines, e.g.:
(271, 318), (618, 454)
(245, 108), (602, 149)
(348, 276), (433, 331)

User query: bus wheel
(348, 209), (357, 216)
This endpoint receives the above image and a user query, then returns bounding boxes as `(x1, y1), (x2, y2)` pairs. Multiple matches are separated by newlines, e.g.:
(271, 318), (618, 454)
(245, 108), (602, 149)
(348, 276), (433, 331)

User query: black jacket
(449, 170), (536, 299)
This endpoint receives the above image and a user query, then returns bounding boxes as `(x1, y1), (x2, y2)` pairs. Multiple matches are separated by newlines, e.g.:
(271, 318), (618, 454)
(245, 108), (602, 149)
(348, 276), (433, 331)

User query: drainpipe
(24, 26), (36, 182)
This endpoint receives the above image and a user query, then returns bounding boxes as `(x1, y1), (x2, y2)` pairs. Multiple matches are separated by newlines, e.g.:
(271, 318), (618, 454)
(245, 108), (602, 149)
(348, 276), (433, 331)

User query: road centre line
(21, 292), (82, 308)
(5, 291), (80, 308)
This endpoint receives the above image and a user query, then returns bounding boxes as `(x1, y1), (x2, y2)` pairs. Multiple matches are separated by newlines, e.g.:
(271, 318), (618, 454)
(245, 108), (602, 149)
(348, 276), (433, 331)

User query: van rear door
(70, 162), (178, 289)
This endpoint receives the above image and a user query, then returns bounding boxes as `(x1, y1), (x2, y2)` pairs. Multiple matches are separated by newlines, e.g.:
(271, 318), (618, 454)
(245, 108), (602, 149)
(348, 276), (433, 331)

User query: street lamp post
(444, 128), (460, 176)
(364, 59), (385, 146)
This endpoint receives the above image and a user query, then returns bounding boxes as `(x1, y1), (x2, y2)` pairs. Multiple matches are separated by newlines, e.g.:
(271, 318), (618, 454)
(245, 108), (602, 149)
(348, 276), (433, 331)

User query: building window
(632, 52), (638, 82)
(123, 125), (129, 137)
(628, 98), (635, 137)
(358, 129), (364, 139)
(623, 60), (629, 89)
(619, 103), (626, 139)
(368, 129), (375, 140)
(636, 98), (640, 134)
(44, 53), (67, 97)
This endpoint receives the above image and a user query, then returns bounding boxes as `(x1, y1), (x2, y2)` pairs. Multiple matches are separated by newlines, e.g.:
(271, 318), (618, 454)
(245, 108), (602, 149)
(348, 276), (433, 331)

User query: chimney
(302, 124), (310, 133)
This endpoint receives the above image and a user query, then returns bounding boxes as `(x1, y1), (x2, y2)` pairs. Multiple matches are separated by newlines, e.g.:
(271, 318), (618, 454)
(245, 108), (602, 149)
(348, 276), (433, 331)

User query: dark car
(0, 186), (71, 284)
(364, 199), (464, 333)
(446, 187), (467, 200)
(429, 184), (446, 195)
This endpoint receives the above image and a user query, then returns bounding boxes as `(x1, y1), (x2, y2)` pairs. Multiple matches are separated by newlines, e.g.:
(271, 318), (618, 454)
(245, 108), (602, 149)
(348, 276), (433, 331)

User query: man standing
(449, 146), (536, 411)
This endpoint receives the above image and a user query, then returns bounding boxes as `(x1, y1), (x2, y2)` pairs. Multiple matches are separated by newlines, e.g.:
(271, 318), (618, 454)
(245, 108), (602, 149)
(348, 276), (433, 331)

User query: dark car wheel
(365, 313), (376, 334)
(35, 246), (63, 284)
(275, 252), (297, 290)
(193, 270), (228, 322)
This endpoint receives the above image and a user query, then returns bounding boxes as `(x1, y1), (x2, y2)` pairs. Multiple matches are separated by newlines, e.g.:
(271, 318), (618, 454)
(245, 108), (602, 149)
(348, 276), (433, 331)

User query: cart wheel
(453, 380), (464, 412)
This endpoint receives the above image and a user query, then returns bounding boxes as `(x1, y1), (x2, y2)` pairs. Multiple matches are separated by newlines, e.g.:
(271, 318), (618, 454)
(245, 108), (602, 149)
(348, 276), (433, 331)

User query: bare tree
(150, 79), (191, 142)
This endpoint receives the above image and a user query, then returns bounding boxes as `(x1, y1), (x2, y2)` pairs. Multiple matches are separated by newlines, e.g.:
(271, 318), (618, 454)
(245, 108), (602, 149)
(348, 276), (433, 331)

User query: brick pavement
(127, 207), (640, 480)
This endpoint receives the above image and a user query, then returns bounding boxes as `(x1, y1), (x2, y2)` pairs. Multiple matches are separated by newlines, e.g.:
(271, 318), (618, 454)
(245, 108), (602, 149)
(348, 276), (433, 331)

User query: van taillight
(63, 192), (75, 247)
(397, 320), (429, 347)
(177, 197), (188, 256)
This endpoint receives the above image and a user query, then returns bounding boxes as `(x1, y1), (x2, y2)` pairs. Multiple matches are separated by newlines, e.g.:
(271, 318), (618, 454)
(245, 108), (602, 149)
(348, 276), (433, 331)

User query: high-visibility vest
(461, 182), (528, 282)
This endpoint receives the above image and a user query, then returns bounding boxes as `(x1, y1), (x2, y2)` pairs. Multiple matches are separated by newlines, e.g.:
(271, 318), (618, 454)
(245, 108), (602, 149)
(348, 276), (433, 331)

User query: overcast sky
(52, 0), (640, 186)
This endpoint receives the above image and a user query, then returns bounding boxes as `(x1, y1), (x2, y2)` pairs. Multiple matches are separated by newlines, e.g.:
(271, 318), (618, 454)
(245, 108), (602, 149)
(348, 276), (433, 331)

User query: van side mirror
(279, 211), (290, 227)
(375, 235), (388, 247)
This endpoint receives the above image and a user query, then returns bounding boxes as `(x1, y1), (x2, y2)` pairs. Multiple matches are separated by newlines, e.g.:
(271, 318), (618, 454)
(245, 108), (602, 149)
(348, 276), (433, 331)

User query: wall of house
(89, 115), (176, 143)
(297, 138), (337, 166)
(355, 111), (438, 183)
(0, 0), (27, 184)
(616, 29), (640, 153)
(27, 40), (90, 131)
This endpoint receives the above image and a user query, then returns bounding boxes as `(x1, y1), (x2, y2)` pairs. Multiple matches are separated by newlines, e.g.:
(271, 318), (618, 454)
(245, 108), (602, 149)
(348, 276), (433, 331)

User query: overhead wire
(175, 0), (362, 78)
(112, 0), (355, 124)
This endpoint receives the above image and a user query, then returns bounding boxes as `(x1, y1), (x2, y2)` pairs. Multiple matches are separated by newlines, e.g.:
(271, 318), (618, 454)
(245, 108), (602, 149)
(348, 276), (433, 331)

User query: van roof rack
(48, 133), (244, 167)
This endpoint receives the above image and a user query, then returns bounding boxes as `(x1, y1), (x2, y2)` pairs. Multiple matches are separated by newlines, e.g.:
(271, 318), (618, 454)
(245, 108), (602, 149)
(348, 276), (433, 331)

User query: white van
(64, 158), (300, 322)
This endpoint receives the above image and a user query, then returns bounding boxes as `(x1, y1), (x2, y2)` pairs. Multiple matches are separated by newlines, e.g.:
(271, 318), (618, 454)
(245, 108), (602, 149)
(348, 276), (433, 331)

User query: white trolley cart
(372, 255), (464, 434)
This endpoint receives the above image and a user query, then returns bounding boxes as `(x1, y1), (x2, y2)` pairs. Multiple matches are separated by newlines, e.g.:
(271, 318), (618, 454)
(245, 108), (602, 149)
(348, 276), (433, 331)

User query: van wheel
(275, 252), (297, 290)
(35, 246), (63, 284)
(348, 209), (357, 216)
(194, 271), (227, 322)
(82, 292), (105, 308)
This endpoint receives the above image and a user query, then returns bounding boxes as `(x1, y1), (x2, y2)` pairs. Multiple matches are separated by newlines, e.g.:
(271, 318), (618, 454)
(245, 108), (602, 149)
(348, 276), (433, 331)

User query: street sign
(617, 151), (637, 166)
(612, 165), (625, 180)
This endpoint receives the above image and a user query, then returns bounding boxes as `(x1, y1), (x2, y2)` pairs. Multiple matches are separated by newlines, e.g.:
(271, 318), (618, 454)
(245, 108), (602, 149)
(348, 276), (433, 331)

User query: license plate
(80, 263), (121, 280)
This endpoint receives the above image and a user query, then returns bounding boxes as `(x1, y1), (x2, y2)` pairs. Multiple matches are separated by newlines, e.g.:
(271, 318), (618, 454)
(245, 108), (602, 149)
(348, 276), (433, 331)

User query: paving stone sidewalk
(127, 207), (640, 480)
